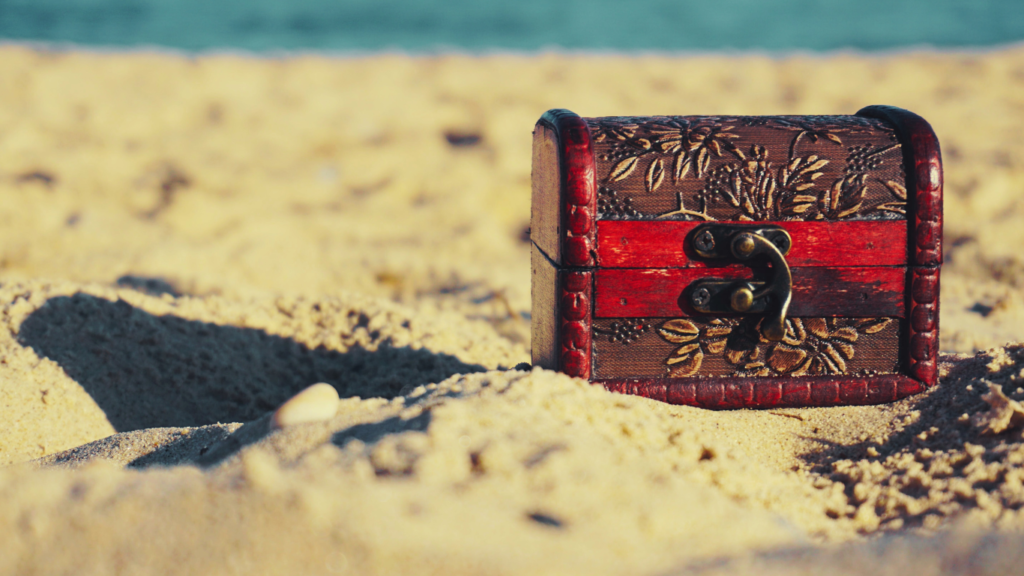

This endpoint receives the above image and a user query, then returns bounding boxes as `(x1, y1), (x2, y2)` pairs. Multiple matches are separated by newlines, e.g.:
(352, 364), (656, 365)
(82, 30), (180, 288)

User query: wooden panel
(596, 220), (907, 269)
(596, 375), (924, 409)
(531, 243), (559, 370)
(594, 266), (905, 318)
(531, 123), (562, 264)
(857, 105), (942, 387)
(593, 317), (901, 379)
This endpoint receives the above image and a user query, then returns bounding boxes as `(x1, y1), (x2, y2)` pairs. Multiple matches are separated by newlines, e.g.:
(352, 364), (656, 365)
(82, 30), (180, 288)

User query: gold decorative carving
(587, 116), (907, 222)
(657, 317), (895, 377)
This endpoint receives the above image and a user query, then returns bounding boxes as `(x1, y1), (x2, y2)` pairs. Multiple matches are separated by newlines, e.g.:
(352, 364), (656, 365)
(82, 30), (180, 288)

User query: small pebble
(271, 383), (340, 429)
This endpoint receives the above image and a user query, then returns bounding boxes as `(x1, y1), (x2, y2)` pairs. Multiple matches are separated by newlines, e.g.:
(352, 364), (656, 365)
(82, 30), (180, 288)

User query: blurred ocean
(1, 0), (1022, 53)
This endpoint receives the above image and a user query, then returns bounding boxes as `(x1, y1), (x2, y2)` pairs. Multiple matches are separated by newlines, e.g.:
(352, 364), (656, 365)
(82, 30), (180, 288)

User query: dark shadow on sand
(18, 293), (484, 433)
(797, 349), (1022, 474)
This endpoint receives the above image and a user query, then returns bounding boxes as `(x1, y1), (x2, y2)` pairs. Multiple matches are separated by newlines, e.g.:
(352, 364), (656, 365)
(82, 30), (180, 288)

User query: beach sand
(2, 44), (1024, 574)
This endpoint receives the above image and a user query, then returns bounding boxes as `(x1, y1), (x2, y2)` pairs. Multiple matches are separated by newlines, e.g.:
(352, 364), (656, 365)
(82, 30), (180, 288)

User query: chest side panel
(531, 123), (563, 264)
(531, 243), (559, 370)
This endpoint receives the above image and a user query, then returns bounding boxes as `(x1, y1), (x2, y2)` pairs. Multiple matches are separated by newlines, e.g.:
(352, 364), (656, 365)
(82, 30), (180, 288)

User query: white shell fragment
(271, 383), (340, 429)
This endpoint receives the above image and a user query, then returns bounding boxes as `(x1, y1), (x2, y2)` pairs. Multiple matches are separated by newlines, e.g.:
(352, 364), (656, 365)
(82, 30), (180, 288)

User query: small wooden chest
(530, 106), (942, 409)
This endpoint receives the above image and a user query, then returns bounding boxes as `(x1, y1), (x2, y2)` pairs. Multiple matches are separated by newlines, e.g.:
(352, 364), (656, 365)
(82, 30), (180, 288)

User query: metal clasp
(687, 224), (793, 342)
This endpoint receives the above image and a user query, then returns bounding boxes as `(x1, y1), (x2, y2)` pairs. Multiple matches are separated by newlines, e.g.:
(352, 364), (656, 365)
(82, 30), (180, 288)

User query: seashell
(271, 383), (340, 429)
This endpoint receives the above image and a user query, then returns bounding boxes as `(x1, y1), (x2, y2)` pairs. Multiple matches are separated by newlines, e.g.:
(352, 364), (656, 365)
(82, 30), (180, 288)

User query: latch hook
(687, 224), (793, 342)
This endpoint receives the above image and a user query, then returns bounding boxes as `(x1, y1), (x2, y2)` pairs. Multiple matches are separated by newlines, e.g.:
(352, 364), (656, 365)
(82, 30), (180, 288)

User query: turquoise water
(1, 0), (1022, 52)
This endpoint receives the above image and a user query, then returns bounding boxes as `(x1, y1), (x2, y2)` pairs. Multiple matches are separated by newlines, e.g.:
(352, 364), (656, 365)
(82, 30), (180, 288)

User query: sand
(2, 44), (1024, 574)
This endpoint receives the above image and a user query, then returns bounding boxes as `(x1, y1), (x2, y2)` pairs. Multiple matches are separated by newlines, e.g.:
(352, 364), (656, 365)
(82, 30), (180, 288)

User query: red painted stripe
(594, 266), (905, 318)
(596, 220), (907, 269)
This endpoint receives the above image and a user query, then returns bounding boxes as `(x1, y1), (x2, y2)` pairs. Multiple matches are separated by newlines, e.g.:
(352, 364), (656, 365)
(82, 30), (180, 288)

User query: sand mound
(4, 44), (1024, 574)
(9, 348), (1024, 575)
(0, 280), (524, 464)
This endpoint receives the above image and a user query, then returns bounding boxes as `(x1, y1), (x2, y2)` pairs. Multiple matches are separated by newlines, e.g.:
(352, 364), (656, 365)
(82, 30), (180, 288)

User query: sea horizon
(2, 0), (1023, 54)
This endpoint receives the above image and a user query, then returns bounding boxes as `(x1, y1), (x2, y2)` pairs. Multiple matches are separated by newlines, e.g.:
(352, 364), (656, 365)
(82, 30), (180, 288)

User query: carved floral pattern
(587, 115), (907, 222)
(658, 318), (737, 376)
(657, 317), (894, 377)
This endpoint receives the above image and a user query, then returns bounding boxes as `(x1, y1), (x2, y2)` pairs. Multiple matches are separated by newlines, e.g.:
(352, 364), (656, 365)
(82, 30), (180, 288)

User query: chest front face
(531, 108), (942, 409)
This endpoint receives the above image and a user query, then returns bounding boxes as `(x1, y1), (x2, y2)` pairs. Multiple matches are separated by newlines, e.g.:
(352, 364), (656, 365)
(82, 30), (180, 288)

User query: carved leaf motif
(705, 326), (733, 338)
(667, 349), (703, 377)
(837, 203), (863, 219)
(884, 180), (907, 200)
(782, 195), (816, 215)
(725, 345), (760, 367)
(673, 153), (691, 181)
(744, 364), (772, 377)
(875, 202), (907, 216)
(804, 318), (830, 339)
(833, 341), (856, 360)
(668, 343), (700, 359)
(764, 178), (777, 213)
(776, 155), (829, 218)
(658, 319), (699, 343)
(832, 327), (859, 342)
(822, 175), (868, 219)
(696, 147), (710, 177)
(806, 158), (829, 172)
(589, 120), (638, 143)
(609, 156), (639, 182)
(857, 318), (892, 334)
(646, 158), (665, 192)
(768, 345), (810, 375)
(822, 343), (848, 372)
(826, 179), (843, 212)
(774, 318), (807, 346)
(706, 339), (727, 354)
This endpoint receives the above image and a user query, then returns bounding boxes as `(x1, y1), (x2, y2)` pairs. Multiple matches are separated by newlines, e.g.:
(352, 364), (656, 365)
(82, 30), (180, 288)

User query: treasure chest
(530, 106), (942, 408)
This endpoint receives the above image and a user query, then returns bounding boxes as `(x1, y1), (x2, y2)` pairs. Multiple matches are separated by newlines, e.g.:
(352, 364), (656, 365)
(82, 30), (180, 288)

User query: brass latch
(687, 224), (793, 342)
